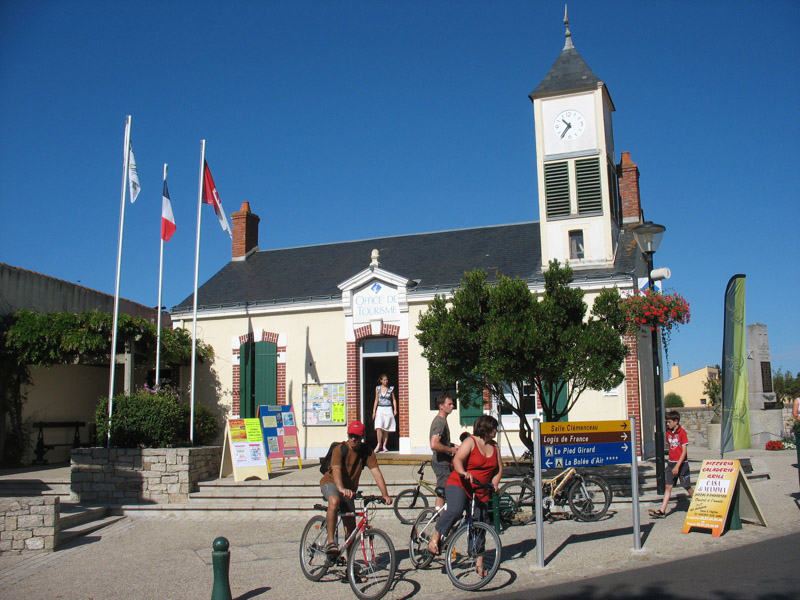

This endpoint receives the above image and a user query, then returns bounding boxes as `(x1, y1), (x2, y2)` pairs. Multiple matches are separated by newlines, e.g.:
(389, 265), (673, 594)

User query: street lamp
(632, 221), (667, 495)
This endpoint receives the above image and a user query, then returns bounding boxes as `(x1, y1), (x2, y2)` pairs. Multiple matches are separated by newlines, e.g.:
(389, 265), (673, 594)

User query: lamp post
(632, 221), (667, 495)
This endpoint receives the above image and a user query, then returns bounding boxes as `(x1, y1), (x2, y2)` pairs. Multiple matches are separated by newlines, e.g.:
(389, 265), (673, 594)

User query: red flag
(161, 178), (176, 242)
(202, 161), (232, 237)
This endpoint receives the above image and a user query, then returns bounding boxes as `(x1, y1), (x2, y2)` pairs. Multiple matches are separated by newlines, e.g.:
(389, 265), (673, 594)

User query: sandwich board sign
(258, 404), (303, 471)
(219, 418), (269, 481)
(681, 459), (766, 537)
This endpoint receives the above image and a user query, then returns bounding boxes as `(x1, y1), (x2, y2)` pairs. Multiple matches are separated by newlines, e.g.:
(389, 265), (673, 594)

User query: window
(499, 383), (537, 416)
(569, 230), (584, 260)
(544, 162), (570, 217)
(576, 157), (602, 214)
(607, 161), (621, 223)
(429, 376), (456, 411)
(362, 338), (398, 354)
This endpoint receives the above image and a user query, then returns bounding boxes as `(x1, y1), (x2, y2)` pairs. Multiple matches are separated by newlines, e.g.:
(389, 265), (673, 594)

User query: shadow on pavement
(545, 523), (653, 565)
(234, 587), (270, 600)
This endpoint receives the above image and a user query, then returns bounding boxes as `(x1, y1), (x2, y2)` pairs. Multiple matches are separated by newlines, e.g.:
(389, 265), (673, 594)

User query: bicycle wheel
(393, 488), (430, 525)
(497, 480), (536, 526)
(299, 515), (332, 581)
(567, 474), (612, 521)
(409, 508), (438, 569)
(444, 521), (501, 591)
(347, 527), (397, 600)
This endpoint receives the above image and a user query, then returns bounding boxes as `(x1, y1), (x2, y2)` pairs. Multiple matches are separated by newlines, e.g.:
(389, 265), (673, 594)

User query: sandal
(476, 566), (488, 578)
(649, 509), (666, 519)
(323, 542), (339, 554)
(427, 539), (440, 555)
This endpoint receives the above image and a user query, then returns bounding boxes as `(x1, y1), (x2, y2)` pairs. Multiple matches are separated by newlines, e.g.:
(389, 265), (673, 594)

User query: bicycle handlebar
(355, 492), (389, 506)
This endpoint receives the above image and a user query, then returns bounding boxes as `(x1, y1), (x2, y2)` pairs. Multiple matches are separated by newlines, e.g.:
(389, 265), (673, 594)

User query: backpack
(319, 441), (369, 474)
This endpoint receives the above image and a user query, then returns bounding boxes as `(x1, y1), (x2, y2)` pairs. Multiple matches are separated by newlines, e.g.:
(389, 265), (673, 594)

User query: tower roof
(529, 10), (603, 100)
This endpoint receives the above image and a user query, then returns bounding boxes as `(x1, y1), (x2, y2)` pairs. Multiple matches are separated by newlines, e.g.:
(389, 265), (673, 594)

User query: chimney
(617, 151), (642, 224)
(671, 365), (681, 379)
(231, 202), (260, 260)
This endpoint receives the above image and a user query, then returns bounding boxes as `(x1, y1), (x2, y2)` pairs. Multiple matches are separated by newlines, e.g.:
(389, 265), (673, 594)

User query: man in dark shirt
(429, 394), (458, 509)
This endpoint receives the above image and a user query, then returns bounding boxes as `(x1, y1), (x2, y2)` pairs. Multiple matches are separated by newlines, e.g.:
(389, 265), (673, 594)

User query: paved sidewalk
(1, 447), (798, 600)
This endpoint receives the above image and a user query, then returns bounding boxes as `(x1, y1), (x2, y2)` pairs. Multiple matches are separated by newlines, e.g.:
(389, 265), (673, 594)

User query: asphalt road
(486, 531), (800, 600)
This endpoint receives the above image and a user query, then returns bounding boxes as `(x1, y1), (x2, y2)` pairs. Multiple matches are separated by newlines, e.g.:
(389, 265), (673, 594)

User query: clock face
(553, 110), (586, 142)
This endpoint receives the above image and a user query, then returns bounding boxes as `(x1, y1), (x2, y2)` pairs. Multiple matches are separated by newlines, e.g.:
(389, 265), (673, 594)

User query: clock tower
(530, 11), (622, 268)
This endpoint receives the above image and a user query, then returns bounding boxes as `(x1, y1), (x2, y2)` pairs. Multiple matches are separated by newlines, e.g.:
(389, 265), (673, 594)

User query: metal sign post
(533, 417), (544, 568)
(631, 416), (641, 550)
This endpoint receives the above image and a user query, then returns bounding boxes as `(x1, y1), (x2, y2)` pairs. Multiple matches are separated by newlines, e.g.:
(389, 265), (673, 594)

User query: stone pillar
(746, 323), (783, 447)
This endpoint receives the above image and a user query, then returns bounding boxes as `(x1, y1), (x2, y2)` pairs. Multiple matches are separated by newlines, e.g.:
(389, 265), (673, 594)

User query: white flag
(128, 143), (141, 203)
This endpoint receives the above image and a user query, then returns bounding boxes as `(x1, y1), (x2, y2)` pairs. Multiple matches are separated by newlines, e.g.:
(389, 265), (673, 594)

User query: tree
(773, 369), (800, 404)
(664, 392), (684, 408)
(703, 366), (721, 407)
(417, 261), (628, 451)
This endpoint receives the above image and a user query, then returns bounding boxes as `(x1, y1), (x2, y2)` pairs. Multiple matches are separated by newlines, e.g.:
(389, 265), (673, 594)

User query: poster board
(258, 404), (303, 470)
(681, 459), (767, 537)
(219, 418), (269, 481)
(303, 383), (346, 426)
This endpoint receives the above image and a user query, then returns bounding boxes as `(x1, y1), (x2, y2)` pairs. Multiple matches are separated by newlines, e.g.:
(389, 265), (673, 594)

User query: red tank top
(445, 436), (499, 501)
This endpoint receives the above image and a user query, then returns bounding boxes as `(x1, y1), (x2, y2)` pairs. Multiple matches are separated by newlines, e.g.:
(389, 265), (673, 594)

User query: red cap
(347, 421), (365, 437)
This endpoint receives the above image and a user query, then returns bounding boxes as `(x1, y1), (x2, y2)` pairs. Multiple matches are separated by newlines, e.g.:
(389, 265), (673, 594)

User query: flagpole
(155, 163), (167, 389)
(107, 115), (132, 447)
(190, 140), (206, 444)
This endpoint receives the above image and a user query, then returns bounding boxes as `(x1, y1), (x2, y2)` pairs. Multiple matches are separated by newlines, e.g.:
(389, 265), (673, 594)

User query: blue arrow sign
(541, 441), (631, 468)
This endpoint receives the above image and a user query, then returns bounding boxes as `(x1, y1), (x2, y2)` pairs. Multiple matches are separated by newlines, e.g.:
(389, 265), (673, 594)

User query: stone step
(0, 480), (72, 499)
(58, 514), (126, 545)
(59, 504), (110, 531)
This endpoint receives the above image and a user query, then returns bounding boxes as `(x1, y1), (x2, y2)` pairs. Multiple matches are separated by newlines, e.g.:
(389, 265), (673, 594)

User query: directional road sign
(541, 420), (633, 467)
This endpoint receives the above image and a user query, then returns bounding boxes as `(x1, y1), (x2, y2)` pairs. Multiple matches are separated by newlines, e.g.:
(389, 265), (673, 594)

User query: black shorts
(431, 461), (452, 491)
(665, 461), (691, 488)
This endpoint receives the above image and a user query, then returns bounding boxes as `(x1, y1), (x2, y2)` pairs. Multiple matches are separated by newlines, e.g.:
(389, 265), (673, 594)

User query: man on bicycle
(320, 421), (391, 553)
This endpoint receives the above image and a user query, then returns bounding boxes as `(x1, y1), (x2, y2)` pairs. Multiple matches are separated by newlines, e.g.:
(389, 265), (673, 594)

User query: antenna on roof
(563, 4), (574, 50)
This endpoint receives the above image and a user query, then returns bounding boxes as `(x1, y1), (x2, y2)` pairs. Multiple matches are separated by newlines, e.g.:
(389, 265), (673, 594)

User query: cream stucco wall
(178, 281), (637, 459)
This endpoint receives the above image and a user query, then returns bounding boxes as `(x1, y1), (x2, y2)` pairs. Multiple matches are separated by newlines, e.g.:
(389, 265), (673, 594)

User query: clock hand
(560, 122), (572, 139)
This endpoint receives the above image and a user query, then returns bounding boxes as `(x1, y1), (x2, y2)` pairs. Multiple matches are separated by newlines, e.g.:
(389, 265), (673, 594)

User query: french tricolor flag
(161, 178), (176, 242)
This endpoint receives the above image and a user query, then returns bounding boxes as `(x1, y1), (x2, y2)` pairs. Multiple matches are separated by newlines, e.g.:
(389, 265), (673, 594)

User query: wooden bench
(32, 421), (87, 465)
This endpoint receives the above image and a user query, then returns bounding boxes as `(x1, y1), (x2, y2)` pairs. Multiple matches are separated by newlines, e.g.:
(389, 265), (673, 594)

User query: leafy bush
(94, 387), (219, 448)
(664, 392), (684, 408)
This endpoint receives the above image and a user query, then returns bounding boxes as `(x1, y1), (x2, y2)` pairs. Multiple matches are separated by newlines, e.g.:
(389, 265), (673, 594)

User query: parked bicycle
(498, 455), (612, 525)
(299, 492), (397, 600)
(408, 482), (502, 591)
(393, 461), (438, 524)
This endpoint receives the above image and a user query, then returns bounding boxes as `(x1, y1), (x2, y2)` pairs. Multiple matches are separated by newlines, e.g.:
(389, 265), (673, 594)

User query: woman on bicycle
(427, 414), (502, 577)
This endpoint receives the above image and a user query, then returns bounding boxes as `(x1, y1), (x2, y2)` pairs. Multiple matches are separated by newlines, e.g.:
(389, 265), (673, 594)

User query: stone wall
(673, 407), (715, 448)
(0, 496), (59, 554)
(71, 446), (221, 504)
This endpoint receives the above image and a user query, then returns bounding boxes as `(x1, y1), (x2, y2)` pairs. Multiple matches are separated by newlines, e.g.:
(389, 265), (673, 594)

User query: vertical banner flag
(128, 144), (141, 203)
(721, 274), (750, 453)
(202, 161), (232, 237)
(161, 177), (177, 241)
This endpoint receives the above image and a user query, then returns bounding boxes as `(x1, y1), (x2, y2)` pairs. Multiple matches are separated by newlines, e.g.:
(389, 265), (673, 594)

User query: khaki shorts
(321, 482), (355, 513)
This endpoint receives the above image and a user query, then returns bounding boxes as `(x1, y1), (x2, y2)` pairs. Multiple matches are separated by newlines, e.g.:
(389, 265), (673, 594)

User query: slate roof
(529, 45), (602, 100)
(173, 223), (640, 313)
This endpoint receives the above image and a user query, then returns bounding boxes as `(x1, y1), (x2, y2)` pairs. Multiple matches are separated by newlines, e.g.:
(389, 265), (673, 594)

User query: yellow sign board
(219, 418), (269, 481)
(681, 459), (766, 537)
(541, 420), (631, 435)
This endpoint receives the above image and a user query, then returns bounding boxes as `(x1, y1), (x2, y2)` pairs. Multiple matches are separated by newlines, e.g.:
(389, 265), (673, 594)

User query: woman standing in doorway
(372, 374), (397, 452)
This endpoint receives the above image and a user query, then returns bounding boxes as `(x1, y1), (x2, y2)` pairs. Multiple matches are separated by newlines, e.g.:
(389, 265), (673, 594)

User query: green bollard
(211, 537), (232, 600)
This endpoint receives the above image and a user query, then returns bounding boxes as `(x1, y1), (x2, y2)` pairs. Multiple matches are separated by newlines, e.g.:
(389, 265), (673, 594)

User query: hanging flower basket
(621, 290), (691, 362)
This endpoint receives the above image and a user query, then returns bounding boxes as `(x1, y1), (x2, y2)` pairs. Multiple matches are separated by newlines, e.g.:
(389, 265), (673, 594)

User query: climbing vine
(0, 310), (213, 465)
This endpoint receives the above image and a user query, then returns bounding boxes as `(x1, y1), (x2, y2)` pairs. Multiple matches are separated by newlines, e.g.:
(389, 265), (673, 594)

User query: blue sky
(1, 0), (798, 378)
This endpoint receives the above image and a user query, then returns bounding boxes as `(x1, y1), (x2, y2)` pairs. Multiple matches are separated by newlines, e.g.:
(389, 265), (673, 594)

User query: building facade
(172, 20), (658, 459)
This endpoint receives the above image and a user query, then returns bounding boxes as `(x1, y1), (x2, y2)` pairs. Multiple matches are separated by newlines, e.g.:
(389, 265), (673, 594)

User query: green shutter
(544, 162), (570, 218)
(254, 341), (278, 407)
(458, 382), (484, 426)
(576, 158), (602, 214)
(239, 342), (254, 418)
(542, 380), (569, 423)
